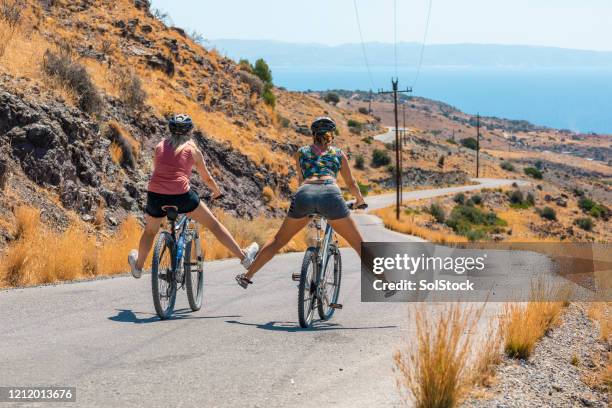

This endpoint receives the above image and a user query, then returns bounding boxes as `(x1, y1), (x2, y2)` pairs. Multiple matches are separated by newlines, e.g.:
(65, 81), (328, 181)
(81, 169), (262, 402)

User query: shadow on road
(109, 308), (241, 324)
(225, 319), (396, 332)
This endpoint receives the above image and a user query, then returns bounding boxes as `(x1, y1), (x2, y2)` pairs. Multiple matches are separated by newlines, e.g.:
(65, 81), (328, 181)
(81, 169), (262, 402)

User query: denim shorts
(145, 190), (200, 218)
(287, 183), (350, 220)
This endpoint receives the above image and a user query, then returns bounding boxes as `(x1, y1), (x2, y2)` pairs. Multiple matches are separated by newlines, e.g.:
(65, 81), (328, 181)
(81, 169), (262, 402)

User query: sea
(270, 66), (612, 135)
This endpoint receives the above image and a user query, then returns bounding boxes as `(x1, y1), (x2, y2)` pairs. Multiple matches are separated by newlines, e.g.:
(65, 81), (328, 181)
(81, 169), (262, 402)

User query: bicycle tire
(151, 232), (177, 320)
(318, 245), (342, 320)
(298, 247), (318, 328)
(185, 237), (204, 311)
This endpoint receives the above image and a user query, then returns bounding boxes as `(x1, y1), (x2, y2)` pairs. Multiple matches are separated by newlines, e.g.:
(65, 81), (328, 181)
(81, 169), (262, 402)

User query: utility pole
(368, 89), (372, 114)
(379, 78), (412, 220)
(402, 103), (407, 145)
(476, 113), (480, 178)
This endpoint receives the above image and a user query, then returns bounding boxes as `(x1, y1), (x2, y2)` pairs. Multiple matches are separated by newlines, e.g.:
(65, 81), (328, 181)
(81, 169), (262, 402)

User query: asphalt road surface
(0, 179), (527, 408)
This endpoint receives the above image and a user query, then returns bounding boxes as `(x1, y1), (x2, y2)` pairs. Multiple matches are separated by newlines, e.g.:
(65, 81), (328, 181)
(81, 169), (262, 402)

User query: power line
(352, 0), (376, 91)
(412, 0), (433, 87)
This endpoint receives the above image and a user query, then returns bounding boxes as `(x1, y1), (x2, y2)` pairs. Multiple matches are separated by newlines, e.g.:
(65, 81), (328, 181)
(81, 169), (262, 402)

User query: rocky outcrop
(0, 88), (289, 223)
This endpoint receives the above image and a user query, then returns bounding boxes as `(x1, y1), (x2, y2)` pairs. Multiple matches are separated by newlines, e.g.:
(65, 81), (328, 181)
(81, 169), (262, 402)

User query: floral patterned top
(298, 145), (343, 179)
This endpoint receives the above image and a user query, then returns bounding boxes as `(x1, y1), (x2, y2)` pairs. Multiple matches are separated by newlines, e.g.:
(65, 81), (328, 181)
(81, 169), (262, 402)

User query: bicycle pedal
(329, 303), (343, 310)
(291, 273), (301, 282)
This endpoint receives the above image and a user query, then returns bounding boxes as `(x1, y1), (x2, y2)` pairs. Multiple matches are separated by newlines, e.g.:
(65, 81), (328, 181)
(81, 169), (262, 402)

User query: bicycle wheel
(318, 244), (342, 320)
(151, 232), (177, 320)
(185, 237), (204, 311)
(298, 247), (318, 328)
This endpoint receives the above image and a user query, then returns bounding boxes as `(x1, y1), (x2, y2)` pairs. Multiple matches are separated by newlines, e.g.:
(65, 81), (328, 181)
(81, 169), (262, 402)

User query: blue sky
(150, 1), (610, 51)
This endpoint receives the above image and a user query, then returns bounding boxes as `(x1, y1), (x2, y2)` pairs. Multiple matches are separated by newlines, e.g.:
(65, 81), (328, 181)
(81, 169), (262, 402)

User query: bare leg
(246, 216), (310, 280)
(188, 201), (245, 261)
(136, 215), (164, 269)
(328, 216), (363, 257)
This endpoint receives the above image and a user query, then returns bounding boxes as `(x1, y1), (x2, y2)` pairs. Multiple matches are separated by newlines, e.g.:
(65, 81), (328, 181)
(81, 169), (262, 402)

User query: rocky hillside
(0, 0), (383, 245)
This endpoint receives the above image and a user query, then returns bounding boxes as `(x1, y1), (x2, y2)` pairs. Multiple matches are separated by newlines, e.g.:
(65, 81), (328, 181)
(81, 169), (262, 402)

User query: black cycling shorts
(145, 190), (200, 218)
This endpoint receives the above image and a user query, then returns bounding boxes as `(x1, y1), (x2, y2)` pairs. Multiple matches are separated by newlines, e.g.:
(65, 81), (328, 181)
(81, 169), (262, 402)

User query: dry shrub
(237, 70), (264, 96)
(42, 49), (103, 114)
(109, 142), (123, 165)
(104, 121), (138, 167)
(117, 68), (147, 110)
(394, 304), (492, 407)
(502, 280), (567, 359)
(262, 185), (274, 203)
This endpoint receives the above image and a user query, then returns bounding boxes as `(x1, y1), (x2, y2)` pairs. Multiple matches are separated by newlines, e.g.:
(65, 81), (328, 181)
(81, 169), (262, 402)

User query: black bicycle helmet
(310, 116), (336, 136)
(168, 114), (194, 135)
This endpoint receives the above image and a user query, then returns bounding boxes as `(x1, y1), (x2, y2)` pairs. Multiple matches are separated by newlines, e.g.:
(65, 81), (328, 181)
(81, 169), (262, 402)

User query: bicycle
(292, 201), (368, 328)
(151, 205), (204, 320)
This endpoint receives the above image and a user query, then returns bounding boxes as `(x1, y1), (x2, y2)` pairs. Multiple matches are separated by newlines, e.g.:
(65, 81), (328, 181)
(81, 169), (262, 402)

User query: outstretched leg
(245, 216), (310, 280)
(188, 201), (245, 261)
(327, 216), (363, 257)
(136, 215), (164, 270)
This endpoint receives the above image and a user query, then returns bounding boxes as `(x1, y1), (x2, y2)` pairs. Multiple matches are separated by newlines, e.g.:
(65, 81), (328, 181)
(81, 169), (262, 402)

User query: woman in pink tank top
(127, 114), (259, 278)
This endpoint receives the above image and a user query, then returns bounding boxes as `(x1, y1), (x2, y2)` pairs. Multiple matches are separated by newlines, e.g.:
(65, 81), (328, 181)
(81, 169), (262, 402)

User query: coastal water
(271, 66), (612, 134)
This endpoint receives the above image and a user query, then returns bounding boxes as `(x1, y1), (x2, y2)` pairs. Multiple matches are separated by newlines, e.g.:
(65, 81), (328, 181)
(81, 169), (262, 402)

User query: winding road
(0, 178), (527, 407)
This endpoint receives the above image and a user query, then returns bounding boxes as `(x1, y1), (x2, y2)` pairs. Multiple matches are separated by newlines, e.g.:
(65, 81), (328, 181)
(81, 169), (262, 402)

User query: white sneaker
(128, 249), (142, 279)
(240, 242), (259, 269)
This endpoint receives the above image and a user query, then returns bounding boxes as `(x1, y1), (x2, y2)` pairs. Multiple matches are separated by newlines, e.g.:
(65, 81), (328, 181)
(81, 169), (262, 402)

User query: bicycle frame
(311, 215), (335, 286)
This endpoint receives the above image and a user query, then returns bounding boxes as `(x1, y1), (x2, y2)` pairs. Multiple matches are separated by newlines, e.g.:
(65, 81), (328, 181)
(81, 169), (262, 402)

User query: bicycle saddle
(162, 206), (179, 221)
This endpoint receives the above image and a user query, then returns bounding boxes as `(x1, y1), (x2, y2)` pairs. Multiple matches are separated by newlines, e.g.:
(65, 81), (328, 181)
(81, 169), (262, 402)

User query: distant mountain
(210, 40), (612, 68)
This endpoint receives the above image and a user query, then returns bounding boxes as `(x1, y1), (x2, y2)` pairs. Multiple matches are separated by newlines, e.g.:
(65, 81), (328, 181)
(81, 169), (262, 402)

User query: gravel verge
(463, 303), (609, 408)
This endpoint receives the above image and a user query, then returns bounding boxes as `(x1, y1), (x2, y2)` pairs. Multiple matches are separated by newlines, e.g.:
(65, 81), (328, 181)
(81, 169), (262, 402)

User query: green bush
(460, 137), (478, 150)
(578, 197), (596, 212)
(574, 217), (593, 231)
(386, 164), (395, 174)
(524, 167), (543, 179)
(538, 206), (557, 221)
(358, 107), (369, 115)
(371, 149), (391, 167)
(446, 138), (457, 145)
(578, 197), (608, 218)
(354, 154), (365, 170)
(361, 136), (373, 144)
(500, 161), (515, 171)
(262, 85), (276, 107)
(453, 193), (466, 204)
(428, 203), (446, 223)
(347, 119), (363, 135)
(445, 204), (506, 239)
(324, 92), (340, 105)
(471, 194), (482, 205)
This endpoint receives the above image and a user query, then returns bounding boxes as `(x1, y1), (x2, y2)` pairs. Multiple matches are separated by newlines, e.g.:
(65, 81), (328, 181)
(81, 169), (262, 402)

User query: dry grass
(200, 209), (309, 261)
(502, 280), (568, 359)
(0, 206), (142, 287)
(373, 206), (468, 244)
(394, 303), (505, 407)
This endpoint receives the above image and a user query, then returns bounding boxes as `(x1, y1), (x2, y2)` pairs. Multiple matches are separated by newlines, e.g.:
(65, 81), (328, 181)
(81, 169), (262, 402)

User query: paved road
(373, 126), (407, 144)
(0, 179), (526, 408)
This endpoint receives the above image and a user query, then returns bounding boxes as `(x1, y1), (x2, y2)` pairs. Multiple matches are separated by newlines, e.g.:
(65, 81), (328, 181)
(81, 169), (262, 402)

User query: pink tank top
(147, 139), (195, 195)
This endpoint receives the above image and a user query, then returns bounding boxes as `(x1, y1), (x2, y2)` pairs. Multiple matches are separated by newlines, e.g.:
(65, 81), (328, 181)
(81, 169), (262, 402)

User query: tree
(324, 92), (340, 105)
(253, 58), (272, 84)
